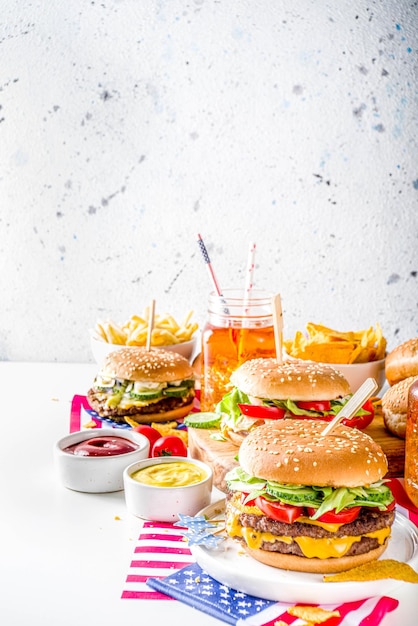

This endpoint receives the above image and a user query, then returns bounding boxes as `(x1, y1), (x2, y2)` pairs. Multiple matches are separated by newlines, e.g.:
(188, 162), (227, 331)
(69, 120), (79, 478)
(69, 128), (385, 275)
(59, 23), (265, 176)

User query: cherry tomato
(306, 505), (361, 524)
(151, 435), (188, 458)
(132, 425), (161, 451)
(255, 496), (304, 523)
(296, 400), (332, 412)
(238, 404), (286, 419)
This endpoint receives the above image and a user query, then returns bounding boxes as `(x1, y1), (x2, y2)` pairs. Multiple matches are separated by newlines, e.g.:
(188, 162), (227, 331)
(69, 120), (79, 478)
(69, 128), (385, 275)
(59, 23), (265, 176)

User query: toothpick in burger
(225, 419), (395, 574)
(87, 347), (195, 425)
(217, 359), (375, 445)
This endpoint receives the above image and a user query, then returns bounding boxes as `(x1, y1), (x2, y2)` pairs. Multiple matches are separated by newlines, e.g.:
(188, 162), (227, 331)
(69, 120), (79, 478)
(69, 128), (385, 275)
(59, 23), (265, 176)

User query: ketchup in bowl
(63, 435), (138, 457)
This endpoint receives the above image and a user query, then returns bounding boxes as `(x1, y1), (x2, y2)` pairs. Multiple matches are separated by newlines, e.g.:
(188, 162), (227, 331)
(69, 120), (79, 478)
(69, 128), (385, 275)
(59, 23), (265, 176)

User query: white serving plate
(190, 500), (418, 604)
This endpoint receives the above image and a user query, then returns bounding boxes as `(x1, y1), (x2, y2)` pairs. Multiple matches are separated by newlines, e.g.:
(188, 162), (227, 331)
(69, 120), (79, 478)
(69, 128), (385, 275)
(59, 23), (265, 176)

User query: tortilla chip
(323, 559), (418, 583)
(288, 605), (340, 623)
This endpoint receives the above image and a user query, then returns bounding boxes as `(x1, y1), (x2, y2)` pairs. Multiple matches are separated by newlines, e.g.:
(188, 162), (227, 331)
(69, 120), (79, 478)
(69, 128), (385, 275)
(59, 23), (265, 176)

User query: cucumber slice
(163, 386), (189, 398)
(130, 389), (163, 401)
(184, 412), (222, 429)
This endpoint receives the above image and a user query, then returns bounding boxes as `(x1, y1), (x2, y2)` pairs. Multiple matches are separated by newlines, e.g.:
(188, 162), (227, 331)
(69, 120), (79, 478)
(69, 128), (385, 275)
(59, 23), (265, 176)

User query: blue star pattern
(146, 562), (276, 625)
(174, 514), (226, 548)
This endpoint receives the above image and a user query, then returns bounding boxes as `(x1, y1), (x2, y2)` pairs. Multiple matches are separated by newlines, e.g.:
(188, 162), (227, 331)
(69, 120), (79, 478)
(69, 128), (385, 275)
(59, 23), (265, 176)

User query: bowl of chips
(331, 358), (386, 394)
(284, 322), (387, 393)
(90, 308), (199, 364)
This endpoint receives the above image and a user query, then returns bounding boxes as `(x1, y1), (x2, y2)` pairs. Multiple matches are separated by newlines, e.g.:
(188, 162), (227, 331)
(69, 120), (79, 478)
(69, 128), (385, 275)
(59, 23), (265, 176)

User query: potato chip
(323, 559), (418, 583)
(151, 421), (188, 445)
(288, 605), (340, 623)
(284, 322), (387, 365)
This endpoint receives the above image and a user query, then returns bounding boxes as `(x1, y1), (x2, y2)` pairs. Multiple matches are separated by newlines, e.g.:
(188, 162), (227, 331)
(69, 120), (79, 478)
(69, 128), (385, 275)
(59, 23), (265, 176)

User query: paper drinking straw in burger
(272, 293), (284, 365)
(145, 299), (156, 351)
(321, 377), (378, 436)
(197, 233), (229, 314)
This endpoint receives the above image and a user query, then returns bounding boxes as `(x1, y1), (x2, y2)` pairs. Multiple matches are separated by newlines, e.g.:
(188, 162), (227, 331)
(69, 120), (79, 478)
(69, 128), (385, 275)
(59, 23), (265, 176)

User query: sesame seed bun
(385, 338), (418, 386)
(230, 358), (350, 402)
(381, 375), (418, 439)
(238, 420), (388, 487)
(101, 346), (194, 383)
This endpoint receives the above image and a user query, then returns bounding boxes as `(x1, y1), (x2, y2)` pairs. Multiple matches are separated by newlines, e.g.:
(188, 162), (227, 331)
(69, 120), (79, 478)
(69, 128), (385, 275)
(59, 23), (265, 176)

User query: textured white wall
(1, 0), (417, 362)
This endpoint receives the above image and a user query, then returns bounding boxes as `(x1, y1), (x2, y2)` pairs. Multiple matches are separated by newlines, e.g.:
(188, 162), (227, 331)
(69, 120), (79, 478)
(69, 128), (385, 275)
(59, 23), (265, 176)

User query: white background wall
(1, 0), (417, 363)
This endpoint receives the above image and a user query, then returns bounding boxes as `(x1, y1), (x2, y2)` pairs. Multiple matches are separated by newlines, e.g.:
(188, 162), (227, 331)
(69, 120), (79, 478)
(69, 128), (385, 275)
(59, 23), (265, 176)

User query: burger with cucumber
(217, 358), (375, 445)
(225, 419), (395, 573)
(87, 346), (195, 425)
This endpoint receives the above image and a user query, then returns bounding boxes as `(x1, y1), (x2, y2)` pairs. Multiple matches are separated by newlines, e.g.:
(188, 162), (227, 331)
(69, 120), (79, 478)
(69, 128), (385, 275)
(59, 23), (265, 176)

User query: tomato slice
(341, 399), (374, 430)
(255, 496), (304, 523)
(296, 400), (332, 412)
(240, 492), (257, 507)
(306, 505), (361, 524)
(368, 498), (396, 513)
(238, 404), (285, 419)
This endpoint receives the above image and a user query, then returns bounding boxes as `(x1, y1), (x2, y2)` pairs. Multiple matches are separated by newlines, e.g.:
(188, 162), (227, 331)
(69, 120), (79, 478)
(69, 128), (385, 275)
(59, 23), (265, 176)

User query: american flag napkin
(146, 564), (399, 625)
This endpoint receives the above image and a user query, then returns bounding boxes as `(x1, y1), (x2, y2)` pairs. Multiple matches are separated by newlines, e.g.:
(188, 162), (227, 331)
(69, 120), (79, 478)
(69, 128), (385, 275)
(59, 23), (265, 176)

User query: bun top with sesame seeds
(238, 419), (388, 487)
(230, 358), (350, 402)
(101, 346), (194, 383)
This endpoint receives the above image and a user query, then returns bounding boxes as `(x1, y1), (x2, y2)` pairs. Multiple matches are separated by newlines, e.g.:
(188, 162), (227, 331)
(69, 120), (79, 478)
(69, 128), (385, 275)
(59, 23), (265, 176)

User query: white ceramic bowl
(90, 334), (198, 365)
(54, 428), (150, 493)
(330, 358), (386, 394)
(123, 456), (213, 522)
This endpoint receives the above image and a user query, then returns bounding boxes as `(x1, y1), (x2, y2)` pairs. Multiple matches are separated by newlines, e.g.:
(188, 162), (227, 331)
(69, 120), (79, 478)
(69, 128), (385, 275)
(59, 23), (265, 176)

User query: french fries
(284, 322), (386, 364)
(92, 308), (198, 347)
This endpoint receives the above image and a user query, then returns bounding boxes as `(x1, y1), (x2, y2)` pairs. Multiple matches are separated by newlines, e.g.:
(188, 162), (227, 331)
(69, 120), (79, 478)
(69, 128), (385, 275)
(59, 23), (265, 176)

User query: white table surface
(1, 361), (418, 626)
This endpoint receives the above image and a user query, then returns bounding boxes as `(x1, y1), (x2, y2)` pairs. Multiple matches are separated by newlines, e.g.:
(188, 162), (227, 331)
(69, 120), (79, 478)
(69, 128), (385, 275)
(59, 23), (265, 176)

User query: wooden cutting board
(188, 411), (405, 494)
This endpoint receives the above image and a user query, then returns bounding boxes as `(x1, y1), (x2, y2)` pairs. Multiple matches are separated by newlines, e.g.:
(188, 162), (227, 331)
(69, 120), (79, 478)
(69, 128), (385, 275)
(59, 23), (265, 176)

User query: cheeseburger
(217, 359), (374, 445)
(225, 420), (395, 574)
(87, 347), (195, 425)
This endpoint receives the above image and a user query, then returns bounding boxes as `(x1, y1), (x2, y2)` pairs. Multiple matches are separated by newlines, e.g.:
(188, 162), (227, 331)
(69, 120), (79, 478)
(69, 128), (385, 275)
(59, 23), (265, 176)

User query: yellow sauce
(131, 461), (207, 487)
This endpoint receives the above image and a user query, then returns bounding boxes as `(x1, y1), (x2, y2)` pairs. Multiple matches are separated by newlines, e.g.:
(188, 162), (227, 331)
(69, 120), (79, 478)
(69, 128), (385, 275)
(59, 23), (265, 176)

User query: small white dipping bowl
(90, 334), (198, 364)
(54, 428), (150, 493)
(123, 456), (213, 522)
(331, 358), (386, 394)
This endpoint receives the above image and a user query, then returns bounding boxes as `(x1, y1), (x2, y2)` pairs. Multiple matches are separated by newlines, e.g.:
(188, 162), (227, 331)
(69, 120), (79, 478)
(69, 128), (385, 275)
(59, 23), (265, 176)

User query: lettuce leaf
(225, 467), (394, 518)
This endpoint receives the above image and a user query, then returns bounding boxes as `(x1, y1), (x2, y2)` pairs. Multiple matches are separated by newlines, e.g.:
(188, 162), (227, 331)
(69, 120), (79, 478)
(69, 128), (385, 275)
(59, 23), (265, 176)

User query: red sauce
(63, 436), (138, 457)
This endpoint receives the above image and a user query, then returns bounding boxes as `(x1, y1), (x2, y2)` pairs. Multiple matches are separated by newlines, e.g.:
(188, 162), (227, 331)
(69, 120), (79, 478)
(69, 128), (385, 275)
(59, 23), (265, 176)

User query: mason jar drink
(200, 289), (276, 412)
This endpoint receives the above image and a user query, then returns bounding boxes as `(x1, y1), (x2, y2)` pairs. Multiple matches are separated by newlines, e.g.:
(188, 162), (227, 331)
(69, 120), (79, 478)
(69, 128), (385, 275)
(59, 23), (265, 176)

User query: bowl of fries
(90, 308), (199, 365)
(284, 322), (387, 393)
